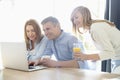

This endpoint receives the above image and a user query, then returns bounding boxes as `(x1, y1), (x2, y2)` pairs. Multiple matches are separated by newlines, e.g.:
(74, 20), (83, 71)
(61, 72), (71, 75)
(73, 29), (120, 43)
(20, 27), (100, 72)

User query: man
(29, 16), (87, 68)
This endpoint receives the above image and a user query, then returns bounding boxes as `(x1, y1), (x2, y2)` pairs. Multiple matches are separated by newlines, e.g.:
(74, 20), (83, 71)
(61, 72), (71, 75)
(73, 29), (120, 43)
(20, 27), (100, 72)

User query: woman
(71, 6), (120, 73)
(24, 19), (48, 61)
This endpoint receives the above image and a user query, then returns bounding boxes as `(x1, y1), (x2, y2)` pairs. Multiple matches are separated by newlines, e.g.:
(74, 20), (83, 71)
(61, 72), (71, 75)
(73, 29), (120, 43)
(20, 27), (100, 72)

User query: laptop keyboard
(29, 66), (35, 69)
(29, 65), (47, 70)
(29, 66), (41, 69)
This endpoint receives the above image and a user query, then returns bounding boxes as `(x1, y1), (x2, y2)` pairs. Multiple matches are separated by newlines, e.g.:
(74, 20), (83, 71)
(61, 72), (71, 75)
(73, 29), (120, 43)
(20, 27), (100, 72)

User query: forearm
(85, 54), (100, 61)
(56, 60), (79, 68)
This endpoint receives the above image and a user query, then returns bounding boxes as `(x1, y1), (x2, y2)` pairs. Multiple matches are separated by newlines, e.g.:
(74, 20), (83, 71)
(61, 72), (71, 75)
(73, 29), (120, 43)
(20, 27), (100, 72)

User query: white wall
(0, 0), (106, 42)
(0, 0), (106, 69)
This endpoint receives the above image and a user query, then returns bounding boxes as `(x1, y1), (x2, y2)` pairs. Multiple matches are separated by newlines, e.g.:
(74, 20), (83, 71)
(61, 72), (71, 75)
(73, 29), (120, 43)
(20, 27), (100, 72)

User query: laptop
(0, 42), (47, 71)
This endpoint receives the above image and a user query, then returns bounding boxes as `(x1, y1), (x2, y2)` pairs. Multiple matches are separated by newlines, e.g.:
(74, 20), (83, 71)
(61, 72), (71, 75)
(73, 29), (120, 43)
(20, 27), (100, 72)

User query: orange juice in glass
(73, 47), (81, 53)
(73, 43), (81, 53)
(73, 43), (81, 60)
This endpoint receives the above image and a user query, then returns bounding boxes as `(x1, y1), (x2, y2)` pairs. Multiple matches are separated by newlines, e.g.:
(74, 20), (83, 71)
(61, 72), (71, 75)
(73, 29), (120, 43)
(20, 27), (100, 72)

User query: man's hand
(42, 58), (58, 68)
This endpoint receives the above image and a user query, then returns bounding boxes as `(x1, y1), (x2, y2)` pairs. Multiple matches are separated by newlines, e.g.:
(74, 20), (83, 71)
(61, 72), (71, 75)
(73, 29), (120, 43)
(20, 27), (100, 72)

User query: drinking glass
(73, 42), (81, 60)
(73, 43), (81, 53)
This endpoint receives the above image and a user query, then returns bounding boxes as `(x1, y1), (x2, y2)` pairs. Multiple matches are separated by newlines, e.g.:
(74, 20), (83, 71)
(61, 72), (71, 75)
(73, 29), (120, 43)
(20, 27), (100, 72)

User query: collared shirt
(43, 30), (88, 69)
(43, 30), (78, 61)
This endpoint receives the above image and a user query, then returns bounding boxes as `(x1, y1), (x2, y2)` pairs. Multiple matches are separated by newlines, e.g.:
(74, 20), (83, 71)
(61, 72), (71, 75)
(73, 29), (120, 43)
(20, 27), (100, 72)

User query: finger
(28, 61), (33, 65)
(29, 62), (35, 66)
(74, 52), (81, 54)
(74, 54), (80, 57)
(28, 61), (31, 64)
(42, 58), (48, 62)
(34, 63), (37, 66)
(42, 62), (48, 66)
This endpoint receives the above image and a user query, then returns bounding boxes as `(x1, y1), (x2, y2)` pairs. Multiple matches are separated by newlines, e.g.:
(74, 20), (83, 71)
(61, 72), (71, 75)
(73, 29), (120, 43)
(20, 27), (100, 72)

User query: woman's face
(73, 12), (83, 28)
(26, 25), (37, 42)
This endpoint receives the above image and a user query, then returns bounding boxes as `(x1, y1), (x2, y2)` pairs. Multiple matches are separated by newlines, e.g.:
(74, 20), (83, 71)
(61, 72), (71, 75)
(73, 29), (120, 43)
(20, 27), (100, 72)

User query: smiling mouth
(29, 36), (35, 39)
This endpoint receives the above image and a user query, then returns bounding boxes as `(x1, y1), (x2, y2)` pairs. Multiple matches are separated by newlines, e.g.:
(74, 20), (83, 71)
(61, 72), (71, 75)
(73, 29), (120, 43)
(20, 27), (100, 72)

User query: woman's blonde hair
(71, 6), (115, 35)
(24, 19), (43, 50)
(92, 20), (115, 26)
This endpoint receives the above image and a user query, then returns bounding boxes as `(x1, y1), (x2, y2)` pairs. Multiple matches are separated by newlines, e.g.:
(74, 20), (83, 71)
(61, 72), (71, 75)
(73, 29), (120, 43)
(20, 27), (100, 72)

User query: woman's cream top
(90, 22), (120, 60)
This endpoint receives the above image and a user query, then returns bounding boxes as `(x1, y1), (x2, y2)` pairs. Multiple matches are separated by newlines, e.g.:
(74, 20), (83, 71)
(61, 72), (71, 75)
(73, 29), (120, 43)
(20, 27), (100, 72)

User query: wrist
(83, 54), (88, 60)
(38, 59), (41, 65)
(55, 61), (61, 68)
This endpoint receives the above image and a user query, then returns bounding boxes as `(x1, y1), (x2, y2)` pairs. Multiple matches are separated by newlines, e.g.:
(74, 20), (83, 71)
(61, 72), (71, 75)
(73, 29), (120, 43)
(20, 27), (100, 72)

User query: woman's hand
(74, 52), (100, 61)
(28, 59), (42, 66)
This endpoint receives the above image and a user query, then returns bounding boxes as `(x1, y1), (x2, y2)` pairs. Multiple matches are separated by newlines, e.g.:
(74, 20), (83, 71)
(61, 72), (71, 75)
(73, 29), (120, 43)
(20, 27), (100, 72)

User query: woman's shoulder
(91, 22), (105, 31)
(91, 20), (115, 27)
(91, 20), (113, 30)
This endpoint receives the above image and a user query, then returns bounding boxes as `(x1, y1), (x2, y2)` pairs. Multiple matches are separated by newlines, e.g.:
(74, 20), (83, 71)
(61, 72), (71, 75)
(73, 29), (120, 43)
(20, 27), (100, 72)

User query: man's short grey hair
(41, 16), (60, 26)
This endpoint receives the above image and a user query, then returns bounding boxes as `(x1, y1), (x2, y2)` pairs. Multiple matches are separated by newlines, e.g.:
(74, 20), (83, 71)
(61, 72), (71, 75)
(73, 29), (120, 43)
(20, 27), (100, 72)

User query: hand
(42, 58), (58, 68)
(28, 59), (42, 66)
(74, 52), (86, 60)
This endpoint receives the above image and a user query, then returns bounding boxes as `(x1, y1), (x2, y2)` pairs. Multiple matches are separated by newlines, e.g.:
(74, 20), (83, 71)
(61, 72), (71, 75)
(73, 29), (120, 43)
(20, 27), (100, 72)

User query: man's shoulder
(63, 32), (76, 37)
(62, 32), (77, 41)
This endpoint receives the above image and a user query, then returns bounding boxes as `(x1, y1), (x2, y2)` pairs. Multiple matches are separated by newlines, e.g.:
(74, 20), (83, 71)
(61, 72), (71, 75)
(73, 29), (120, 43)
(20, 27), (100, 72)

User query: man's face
(43, 22), (59, 40)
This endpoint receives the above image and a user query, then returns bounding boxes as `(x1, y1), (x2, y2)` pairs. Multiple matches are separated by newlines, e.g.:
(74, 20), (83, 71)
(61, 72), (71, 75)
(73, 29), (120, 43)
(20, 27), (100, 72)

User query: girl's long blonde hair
(71, 6), (115, 35)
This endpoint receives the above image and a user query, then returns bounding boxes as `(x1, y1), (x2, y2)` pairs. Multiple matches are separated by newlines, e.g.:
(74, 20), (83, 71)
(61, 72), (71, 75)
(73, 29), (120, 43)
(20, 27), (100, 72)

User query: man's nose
(44, 30), (48, 35)
(45, 32), (48, 36)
